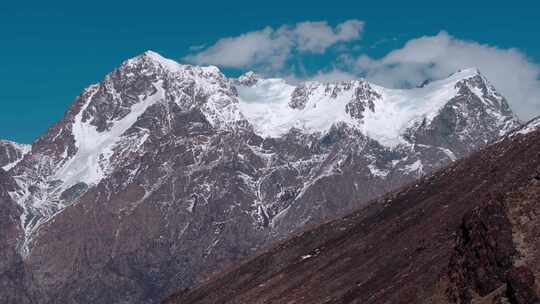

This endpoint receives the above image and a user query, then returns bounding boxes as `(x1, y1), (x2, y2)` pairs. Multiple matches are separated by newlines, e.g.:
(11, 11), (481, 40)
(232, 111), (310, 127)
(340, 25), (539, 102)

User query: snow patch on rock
(1, 141), (31, 171)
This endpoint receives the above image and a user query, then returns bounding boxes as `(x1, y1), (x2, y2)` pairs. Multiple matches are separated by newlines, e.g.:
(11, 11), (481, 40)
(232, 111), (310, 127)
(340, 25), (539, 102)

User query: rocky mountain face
(0, 169), (32, 304)
(0, 141), (32, 304)
(2, 51), (520, 303)
(165, 119), (540, 304)
(0, 140), (30, 171)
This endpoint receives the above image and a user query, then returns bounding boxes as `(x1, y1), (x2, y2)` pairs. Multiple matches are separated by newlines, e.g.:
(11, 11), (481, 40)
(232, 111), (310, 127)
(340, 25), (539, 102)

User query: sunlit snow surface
(238, 69), (480, 147)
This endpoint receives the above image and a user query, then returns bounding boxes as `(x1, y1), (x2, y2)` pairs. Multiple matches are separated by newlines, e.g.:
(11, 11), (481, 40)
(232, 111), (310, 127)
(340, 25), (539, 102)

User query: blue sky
(1, 0), (539, 143)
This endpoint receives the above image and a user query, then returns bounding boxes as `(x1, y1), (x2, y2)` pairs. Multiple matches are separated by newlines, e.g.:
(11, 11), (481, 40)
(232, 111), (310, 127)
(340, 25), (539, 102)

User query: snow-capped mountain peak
(129, 50), (222, 76)
(8, 51), (245, 245)
(1, 51), (524, 303)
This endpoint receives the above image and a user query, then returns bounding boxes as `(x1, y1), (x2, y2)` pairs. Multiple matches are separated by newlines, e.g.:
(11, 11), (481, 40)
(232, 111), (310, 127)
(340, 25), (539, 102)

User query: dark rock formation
(165, 127), (540, 304)
(506, 266), (539, 304)
(0, 169), (32, 304)
(446, 199), (516, 303)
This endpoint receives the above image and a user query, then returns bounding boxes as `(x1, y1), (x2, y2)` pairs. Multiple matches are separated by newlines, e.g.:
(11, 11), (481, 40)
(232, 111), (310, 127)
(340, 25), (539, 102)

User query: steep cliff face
(3, 51), (521, 303)
(165, 123), (540, 304)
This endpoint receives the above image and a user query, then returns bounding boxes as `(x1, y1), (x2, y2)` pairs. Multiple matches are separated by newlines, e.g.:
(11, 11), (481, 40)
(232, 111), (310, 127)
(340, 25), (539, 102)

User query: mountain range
(0, 51), (523, 303)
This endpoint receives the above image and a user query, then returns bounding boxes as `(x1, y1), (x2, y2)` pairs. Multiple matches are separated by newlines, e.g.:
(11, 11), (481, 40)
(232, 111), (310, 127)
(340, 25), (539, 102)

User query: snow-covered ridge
(139, 53), (503, 148)
(236, 67), (508, 147)
(121, 52), (513, 150)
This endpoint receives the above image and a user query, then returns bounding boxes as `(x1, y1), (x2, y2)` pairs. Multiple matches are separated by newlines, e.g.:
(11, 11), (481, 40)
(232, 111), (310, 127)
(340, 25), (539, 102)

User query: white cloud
(185, 25), (539, 120)
(353, 31), (540, 120)
(184, 27), (290, 69)
(294, 20), (364, 53)
(183, 20), (364, 71)
(188, 44), (207, 52)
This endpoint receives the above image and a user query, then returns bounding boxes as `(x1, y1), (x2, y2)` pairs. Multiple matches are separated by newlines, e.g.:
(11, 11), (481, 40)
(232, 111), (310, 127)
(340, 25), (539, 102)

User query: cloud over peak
(352, 31), (540, 120)
(183, 24), (539, 120)
(183, 19), (364, 70)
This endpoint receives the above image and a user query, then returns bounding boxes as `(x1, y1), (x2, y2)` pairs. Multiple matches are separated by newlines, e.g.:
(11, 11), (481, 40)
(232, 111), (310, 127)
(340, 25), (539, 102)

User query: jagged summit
(139, 50), (181, 69)
(236, 71), (260, 86)
(129, 50), (222, 75)
(451, 66), (481, 77)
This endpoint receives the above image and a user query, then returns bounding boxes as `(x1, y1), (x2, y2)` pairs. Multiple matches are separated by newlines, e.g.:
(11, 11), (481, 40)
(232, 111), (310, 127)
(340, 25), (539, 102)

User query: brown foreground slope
(165, 127), (540, 304)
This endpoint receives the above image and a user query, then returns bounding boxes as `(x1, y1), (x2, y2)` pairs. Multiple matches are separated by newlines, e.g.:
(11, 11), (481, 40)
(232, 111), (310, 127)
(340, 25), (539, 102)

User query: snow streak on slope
(1, 141), (31, 171)
(54, 83), (165, 190)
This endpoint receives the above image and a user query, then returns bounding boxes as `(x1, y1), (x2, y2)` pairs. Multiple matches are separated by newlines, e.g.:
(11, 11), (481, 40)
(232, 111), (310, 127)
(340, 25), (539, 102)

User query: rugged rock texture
(2, 52), (520, 303)
(446, 200), (517, 303)
(506, 266), (539, 304)
(0, 169), (32, 304)
(236, 71), (260, 86)
(165, 125), (540, 304)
